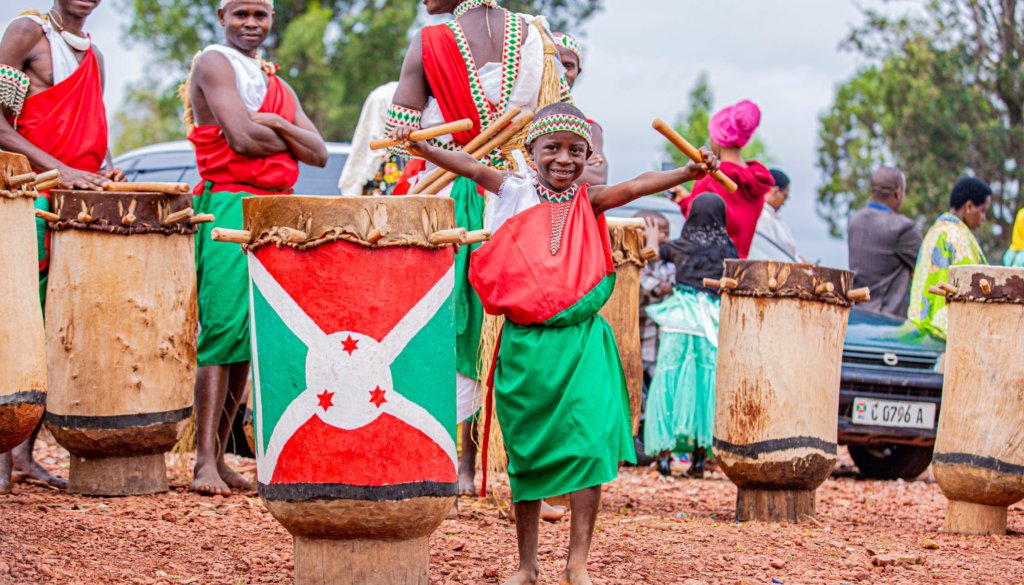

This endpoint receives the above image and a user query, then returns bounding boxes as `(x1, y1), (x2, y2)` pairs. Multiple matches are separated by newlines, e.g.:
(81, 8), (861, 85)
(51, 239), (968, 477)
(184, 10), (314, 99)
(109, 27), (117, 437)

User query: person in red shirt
(678, 100), (774, 259)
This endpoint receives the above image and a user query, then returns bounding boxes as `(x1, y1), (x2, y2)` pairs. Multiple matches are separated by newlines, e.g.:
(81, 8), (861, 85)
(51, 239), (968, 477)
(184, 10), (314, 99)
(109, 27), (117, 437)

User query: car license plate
(852, 397), (936, 429)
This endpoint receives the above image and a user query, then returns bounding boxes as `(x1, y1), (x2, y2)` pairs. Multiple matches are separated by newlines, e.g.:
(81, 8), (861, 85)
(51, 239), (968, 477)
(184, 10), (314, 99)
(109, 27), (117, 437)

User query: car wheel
(848, 444), (934, 480)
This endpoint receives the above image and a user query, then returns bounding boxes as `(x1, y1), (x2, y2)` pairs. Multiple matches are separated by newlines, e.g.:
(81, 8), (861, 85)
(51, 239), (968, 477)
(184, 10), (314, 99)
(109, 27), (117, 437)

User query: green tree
(112, 79), (188, 155)
(818, 3), (1021, 256)
(114, 0), (604, 148)
(665, 72), (772, 186)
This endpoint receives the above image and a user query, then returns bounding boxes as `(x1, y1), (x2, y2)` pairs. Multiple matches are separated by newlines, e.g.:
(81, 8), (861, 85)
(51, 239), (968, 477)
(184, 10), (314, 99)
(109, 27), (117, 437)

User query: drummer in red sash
(0, 0), (126, 494)
(182, 0), (327, 496)
(396, 102), (718, 585)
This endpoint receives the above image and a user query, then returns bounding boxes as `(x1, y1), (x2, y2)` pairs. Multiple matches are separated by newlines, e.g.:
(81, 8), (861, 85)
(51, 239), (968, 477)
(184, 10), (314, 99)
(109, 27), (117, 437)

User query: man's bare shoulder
(192, 49), (234, 79)
(0, 18), (45, 56)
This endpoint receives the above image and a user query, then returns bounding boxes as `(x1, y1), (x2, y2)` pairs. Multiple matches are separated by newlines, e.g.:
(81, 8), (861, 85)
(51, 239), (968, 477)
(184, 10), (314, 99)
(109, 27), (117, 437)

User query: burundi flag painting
(248, 240), (458, 502)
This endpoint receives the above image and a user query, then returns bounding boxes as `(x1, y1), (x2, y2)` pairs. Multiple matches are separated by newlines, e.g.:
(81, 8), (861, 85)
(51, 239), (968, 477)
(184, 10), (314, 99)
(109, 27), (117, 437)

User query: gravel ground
(1, 431), (1022, 585)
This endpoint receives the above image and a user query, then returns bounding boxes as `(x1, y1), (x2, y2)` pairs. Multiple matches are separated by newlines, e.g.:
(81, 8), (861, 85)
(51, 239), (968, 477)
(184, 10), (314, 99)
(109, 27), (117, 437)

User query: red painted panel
(271, 414), (458, 486)
(254, 240), (454, 341)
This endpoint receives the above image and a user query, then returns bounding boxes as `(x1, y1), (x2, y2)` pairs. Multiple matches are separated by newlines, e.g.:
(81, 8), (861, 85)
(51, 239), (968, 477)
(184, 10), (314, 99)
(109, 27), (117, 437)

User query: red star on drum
(317, 390), (335, 411)
(341, 335), (359, 356)
(369, 386), (387, 408)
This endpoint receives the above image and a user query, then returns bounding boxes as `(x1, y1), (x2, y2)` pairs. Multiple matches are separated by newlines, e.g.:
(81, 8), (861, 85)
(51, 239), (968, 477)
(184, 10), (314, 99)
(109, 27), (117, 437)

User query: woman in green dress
(644, 193), (737, 477)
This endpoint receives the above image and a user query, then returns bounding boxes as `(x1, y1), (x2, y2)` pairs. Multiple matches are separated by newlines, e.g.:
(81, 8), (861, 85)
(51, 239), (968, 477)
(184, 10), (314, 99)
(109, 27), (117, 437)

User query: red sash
(469, 185), (614, 326)
(188, 74), (300, 195)
(420, 24), (481, 147)
(11, 47), (107, 174)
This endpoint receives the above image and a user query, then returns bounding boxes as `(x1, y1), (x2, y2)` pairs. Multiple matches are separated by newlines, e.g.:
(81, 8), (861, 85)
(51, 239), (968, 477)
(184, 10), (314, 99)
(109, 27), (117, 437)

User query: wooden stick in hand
(652, 119), (738, 193)
(104, 182), (191, 195)
(424, 111), (536, 196)
(370, 119), (474, 151)
(410, 107), (523, 195)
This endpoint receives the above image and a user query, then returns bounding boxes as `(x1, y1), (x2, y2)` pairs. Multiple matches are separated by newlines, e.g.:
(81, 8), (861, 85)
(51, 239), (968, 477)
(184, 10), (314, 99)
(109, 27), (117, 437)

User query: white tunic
(15, 15), (82, 85)
(201, 45), (268, 113)
(338, 81), (399, 196)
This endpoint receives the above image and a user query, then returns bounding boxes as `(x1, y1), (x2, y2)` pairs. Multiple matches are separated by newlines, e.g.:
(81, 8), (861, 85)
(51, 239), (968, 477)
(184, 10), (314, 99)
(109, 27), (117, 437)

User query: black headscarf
(661, 193), (738, 294)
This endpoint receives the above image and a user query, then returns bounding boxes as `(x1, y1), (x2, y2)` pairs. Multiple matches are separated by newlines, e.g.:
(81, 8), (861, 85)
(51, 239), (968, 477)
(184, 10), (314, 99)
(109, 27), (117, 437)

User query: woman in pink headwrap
(679, 100), (774, 258)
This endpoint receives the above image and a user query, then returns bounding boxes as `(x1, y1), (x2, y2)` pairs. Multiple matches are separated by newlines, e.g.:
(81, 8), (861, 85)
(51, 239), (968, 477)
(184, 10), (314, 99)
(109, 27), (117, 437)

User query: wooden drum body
(714, 260), (853, 522)
(0, 153), (46, 453)
(933, 265), (1024, 535)
(44, 190), (198, 495)
(243, 196), (457, 584)
(597, 224), (647, 434)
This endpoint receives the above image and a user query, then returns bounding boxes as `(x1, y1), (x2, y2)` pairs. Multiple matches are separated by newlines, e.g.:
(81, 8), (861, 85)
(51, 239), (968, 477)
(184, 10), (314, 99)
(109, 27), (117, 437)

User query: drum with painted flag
(240, 195), (457, 584)
(0, 153), (46, 453)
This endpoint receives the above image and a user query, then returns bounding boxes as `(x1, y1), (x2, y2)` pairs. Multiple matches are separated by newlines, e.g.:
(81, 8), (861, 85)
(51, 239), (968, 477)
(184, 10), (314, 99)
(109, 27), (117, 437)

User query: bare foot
(192, 464), (232, 496)
(559, 566), (593, 585)
(458, 470), (477, 496)
(0, 453), (11, 495)
(13, 458), (67, 489)
(540, 500), (566, 523)
(218, 460), (253, 491)
(502, 568), (539, 585)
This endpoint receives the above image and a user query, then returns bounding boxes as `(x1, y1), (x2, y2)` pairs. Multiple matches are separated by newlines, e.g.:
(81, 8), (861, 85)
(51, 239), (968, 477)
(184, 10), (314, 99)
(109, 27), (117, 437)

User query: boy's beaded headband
(526, 114), (593, 149)
(220, 0), (273, 9)
(554, 33), (582, 66)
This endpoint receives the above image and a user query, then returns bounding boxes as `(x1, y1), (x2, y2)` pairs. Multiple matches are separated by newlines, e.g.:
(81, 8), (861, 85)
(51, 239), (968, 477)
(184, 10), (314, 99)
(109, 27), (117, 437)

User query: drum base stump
(736, 488), (816, 523)
(943, 499), (1007, 535)
(293, 535), (429, 584)
(68, 453), (169, 496)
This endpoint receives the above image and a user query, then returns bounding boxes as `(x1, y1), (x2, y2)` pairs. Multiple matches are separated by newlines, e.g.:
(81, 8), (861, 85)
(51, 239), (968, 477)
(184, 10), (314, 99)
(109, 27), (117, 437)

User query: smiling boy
(397, 102), (718, 585)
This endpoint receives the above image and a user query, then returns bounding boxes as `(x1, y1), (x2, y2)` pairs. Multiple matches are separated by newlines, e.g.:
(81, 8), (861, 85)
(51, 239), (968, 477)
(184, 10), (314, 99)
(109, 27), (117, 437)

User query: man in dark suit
(848, 167), (923, 318)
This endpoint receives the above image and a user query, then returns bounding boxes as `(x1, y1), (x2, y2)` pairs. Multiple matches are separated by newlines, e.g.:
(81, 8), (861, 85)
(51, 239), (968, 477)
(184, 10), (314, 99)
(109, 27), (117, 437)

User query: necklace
(454, 0), (499, 19)
(47, 11), (90, 52)
(536, 180), (578, 255)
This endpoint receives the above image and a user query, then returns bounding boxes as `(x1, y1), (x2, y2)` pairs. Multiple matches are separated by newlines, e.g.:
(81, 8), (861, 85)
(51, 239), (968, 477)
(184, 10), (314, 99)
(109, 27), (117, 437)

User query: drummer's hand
(405, 138), (431, 159)
(102, 168), (126, 182)
(682, 147), (719, 182)
(586, 153), (605, 167)
(250, 112), (283, 129)
(60, 166), (110, 190)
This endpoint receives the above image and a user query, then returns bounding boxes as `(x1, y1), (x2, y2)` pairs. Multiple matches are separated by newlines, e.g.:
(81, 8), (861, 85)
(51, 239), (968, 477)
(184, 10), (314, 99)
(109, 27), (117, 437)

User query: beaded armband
(384, 104), (423, 158)
(0, 65), (30, 129)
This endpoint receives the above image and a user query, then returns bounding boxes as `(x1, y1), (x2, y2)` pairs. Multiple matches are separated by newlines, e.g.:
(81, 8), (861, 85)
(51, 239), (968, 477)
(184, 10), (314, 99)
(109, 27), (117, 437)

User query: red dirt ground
(1, 431), (1022, 585)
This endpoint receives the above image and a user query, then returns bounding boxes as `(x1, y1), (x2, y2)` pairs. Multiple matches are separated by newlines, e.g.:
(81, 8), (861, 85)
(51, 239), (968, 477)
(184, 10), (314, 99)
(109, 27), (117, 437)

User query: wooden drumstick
(424, 112), (536, 196)
(937, 281), (958, 295)
(410, 107), (522, 195)
(35, 209), (59, 221)
(703, 277), (738, 290)
(606, 217), (645, 228)
(190, 213), (215, 224)
(429, 227), (467, 245)
(7, 171), (36, 189)
(652, 119), (738, 193)
(367, 225), (391, 243)
(848, 287), (870, 302)
(33, 178), (60, 192)
(31, 169), (59, 186)
(162, 208), (195, 226)
(104, 182), (190, 195)
(211, 228), (251, 244)
(460, 229), (492, 245)
(369, 119), (474, 151)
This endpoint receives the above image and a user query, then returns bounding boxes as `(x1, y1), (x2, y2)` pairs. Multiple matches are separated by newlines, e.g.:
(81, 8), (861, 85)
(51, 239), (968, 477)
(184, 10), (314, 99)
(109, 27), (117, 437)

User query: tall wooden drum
(0, 153), (47, 453)
(932, 265), (1024, 535)
(44, 190), (198, 495)
(713, 260), (855, 523)
(238, 196), (458, 584)
(597, 223), (648, 434)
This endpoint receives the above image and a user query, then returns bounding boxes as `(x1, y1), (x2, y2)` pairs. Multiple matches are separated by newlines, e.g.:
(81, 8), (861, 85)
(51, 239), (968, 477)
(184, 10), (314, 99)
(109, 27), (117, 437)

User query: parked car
(113, 140), (352, 195)
(607, 196), (946, 480)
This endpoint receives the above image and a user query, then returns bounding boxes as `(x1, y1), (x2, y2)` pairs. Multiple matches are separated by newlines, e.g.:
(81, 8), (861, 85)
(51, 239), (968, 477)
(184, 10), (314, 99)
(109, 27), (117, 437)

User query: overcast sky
(1, 0), (908, 269)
